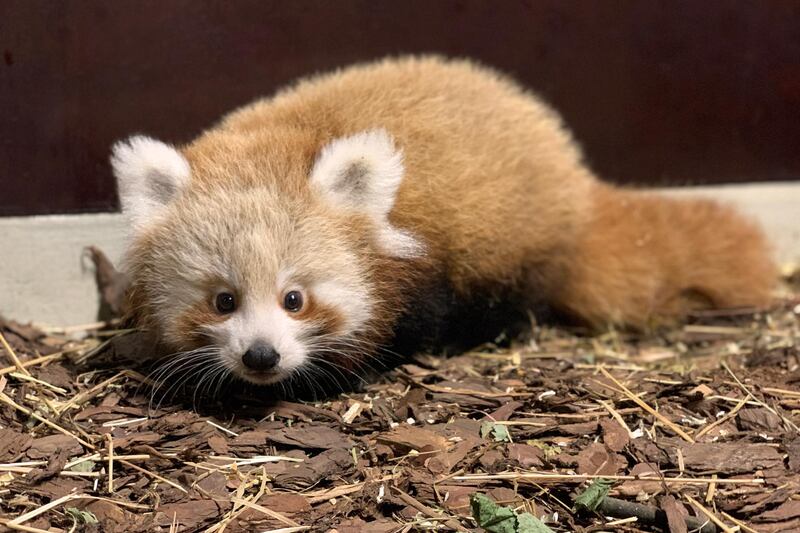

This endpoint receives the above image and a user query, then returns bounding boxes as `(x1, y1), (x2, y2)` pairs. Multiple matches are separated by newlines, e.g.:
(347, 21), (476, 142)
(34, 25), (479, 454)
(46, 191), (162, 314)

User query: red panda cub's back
(112, 56), (776, 386)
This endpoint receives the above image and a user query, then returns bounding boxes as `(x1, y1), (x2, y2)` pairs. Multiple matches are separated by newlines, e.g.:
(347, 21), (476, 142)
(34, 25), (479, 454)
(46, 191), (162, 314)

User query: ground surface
(1, 292), (799, 532)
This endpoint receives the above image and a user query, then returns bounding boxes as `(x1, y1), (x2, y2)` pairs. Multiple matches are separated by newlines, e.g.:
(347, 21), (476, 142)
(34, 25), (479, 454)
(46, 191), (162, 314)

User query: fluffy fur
(112, 56), (777, 386)
(111, 136), (191, 230)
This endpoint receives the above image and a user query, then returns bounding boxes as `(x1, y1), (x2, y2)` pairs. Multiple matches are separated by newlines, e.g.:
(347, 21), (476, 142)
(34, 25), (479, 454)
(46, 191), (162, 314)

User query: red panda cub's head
(111, 129), (422, 386)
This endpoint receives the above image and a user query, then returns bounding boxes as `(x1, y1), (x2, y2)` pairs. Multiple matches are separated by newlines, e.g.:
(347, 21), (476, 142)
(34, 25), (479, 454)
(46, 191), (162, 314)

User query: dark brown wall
(2, 1), (800, 216)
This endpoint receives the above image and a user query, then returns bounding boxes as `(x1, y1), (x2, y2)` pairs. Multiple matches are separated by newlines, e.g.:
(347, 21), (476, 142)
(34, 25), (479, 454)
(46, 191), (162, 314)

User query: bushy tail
(551, 184), (777, 329)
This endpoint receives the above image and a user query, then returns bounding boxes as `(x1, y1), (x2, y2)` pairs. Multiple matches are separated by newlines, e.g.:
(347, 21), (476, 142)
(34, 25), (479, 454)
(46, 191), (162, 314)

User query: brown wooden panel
(2, 1), (800, 216)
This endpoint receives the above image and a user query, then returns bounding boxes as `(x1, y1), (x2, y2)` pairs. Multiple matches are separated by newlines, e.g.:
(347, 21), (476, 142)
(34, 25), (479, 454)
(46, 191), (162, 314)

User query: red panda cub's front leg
(551, 183), (777, 329)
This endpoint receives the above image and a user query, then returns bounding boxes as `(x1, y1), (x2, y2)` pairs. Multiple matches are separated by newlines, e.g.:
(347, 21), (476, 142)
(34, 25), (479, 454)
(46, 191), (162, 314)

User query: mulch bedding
(1, 292), (799, 532)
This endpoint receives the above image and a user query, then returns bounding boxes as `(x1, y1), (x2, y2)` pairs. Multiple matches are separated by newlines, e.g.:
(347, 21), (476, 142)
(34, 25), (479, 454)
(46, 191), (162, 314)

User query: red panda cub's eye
(283, 291), (303, 313)
(215, 292), (236, 314)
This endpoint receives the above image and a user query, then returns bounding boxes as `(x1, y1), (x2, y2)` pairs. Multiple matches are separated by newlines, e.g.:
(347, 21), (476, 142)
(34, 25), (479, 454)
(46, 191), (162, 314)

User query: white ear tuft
(311, 129), (423, 258)
(310, 129), (404, 220)
(376, 226), (425, 258)
(111, 135), (190, 231)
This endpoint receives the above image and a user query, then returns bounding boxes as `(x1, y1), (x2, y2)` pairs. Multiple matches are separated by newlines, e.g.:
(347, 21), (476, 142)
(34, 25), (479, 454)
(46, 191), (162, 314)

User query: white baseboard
(0, 213), (127, 327)
(1, 182), (797, 327)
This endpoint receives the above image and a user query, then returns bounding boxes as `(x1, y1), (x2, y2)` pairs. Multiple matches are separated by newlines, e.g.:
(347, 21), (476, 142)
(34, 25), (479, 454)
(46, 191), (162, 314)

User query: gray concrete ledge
(0, 213), (127, 327)
(1, 182), (797, 327)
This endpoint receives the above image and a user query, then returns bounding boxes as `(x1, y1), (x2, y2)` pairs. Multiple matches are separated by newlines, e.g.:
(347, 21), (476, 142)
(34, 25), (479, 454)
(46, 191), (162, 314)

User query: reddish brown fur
(211, 56), (776, 332)
(286, 292), (344, 334)
(550, 184), (777, 328)
(123, 56), (778, 362)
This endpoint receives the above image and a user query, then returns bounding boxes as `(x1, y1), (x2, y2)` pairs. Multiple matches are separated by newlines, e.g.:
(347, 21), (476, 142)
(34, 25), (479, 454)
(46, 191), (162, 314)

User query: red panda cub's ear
(310, 129), (424, 259)
(110, 136), (190, 233)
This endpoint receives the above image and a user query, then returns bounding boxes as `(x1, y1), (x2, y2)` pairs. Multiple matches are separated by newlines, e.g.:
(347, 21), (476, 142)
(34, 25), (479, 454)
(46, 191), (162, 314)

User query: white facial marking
(310, 128), (424, 259)
(199, 263), (375, 385)
(208, 299), (307, 384)
(313, 279), (371, 333)
(111, 135), (190, 231)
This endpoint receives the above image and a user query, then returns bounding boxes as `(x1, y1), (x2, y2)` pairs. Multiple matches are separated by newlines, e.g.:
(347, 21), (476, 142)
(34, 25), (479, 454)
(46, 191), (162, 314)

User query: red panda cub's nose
(242, 343), (280, 371)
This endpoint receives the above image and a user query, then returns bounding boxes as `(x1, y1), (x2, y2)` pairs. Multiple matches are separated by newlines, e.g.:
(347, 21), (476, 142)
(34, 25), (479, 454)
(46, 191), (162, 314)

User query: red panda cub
(112, 56), (776, 386)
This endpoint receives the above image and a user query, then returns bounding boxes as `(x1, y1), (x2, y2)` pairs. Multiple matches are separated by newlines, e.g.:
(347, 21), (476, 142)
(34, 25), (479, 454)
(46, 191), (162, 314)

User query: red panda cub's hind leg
(551, 184), (777, 329)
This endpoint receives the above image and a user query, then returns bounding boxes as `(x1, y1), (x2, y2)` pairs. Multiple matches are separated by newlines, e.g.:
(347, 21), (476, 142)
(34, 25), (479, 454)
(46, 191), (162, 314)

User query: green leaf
(573, 478), (614, 512)
(491, 424), (511, 442)
(471, 493), (518, 533)
(525, 439), (560, 458)
(515, 512), (554, 533)
(65, 507), (98, 525)
(470, 493), (554, 533)
(67, 460), (95, 473)
(480, 421), (511, 442)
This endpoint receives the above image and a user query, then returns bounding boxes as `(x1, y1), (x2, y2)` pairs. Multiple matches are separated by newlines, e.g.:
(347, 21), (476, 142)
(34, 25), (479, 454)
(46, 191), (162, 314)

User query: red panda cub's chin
(111, 56), (777, 391)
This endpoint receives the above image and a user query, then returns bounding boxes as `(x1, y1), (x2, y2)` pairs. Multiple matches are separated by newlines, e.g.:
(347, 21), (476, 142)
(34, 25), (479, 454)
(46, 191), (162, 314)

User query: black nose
(242, 344), (280, 371)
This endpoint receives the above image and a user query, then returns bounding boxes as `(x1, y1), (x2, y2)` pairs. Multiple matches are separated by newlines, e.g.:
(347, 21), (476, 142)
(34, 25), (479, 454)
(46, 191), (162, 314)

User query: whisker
(193, 360), (230, 408)
(147, 347), (221, 411)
